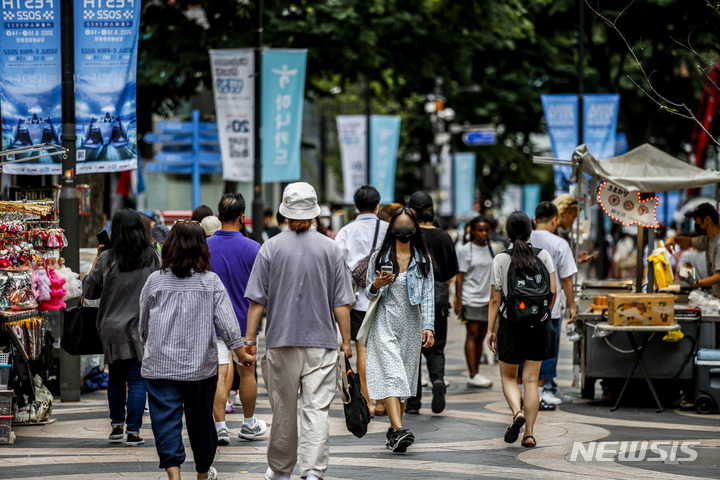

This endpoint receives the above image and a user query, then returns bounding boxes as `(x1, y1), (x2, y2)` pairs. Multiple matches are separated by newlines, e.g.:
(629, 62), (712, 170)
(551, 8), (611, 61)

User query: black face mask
(695, 222), (707, 236)
(393, 226), (415, 243)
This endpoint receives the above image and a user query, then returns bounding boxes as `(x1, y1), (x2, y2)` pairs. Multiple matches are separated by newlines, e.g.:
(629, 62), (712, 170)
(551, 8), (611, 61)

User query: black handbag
(60, 298), (104, 355)
(337, 352), (371, 438)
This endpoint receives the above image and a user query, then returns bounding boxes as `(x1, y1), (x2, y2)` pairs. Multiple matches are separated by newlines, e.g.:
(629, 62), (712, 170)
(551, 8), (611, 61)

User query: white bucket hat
(279, 182), (322, 220)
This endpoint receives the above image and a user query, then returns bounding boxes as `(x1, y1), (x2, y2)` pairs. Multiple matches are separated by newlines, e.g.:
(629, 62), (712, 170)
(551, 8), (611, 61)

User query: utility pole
(252, 0), (264, 243)
(59, 0), (80, 402)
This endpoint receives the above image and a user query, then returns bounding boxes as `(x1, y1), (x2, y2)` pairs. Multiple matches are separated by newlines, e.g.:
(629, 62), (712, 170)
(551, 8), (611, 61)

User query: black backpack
(501, 248), (553, 326)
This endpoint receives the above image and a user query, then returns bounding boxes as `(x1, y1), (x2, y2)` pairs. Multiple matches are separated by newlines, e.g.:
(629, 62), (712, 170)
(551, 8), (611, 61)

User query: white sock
(244, 417), (257, 428)
(215, 421), (226, 432)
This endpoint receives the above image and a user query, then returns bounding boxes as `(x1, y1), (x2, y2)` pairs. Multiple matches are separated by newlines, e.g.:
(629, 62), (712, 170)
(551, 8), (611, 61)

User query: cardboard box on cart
(607, 293), (675, 326)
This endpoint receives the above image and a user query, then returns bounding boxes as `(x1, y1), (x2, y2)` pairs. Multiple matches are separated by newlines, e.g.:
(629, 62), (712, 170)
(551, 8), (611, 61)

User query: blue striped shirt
(139, 269), (244, 381)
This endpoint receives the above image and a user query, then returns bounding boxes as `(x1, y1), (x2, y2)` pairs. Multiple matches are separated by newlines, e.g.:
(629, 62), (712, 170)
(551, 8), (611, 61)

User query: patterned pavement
(1, 318), (719, 480)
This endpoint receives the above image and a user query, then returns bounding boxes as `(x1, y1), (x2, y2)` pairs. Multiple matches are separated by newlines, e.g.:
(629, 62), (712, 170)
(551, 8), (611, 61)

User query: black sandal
(503, 411), (526, 443)
(521, 435), (537, 448)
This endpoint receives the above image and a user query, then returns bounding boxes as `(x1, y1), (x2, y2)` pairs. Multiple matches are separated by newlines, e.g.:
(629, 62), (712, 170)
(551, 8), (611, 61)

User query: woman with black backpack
(487, 211), (556, 448)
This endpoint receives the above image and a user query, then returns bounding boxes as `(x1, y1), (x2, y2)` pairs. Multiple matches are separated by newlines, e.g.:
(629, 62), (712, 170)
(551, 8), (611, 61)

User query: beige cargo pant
(261, 347), (338, 478)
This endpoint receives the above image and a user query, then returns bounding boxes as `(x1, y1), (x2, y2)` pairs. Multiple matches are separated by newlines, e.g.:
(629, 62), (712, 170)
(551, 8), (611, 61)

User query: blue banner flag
(454, 152), (476, 214)
(541, 94), (578, 193)
(73, 0), (141, 173)
(1, 0), (62, 174)
(523, 184), (541, 219)
(369, 115), (401, 202)
(261, 49), (307, 183)
(583, 94), (620, 160)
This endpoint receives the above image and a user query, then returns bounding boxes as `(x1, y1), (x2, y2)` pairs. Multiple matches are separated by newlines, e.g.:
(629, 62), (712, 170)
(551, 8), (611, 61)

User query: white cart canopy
(573, 143), (720, 193)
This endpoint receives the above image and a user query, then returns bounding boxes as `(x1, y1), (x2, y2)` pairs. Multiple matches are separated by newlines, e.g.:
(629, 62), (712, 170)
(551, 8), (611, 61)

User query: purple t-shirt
(207, 230), (261, 336)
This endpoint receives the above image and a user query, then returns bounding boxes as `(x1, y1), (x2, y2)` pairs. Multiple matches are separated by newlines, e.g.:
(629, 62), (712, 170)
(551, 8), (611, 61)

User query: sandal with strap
(503, 411), (526, 443)
(521, 435), (537, 448)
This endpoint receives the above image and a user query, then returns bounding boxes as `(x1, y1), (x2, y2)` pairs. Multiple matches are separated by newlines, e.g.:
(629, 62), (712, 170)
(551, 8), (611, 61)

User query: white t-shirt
(457, 242), (494, 307)
(491, 248), (556, 302)
(529, 230), (577, 318)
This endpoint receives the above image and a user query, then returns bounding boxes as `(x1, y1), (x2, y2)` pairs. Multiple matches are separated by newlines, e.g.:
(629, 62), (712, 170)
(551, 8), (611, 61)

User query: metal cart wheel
(695, 394), (716, 414)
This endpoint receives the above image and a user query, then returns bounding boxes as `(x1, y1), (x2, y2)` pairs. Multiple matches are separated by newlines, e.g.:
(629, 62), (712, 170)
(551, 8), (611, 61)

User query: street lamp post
(59, 0), (80, 402)
(252, 0), (264, 243)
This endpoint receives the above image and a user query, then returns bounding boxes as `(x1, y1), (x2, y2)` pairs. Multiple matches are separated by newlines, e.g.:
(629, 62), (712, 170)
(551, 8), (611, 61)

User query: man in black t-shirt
(406, 191), (459, 415)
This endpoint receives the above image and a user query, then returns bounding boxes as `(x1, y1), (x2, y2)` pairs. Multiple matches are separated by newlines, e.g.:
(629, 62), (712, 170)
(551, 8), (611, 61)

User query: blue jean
(107, 358), (146, 434)
(145, 376), (218, 473)
(518, 317), (561, 382)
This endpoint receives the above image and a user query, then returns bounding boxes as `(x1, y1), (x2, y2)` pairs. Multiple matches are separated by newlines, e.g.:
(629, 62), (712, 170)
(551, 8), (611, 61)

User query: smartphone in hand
(96, 230), (110, 246)
(381, 265), (393, 276)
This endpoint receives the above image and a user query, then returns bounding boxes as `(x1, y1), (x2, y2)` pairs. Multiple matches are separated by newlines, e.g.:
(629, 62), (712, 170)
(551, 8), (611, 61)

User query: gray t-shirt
(457, 242), (494, 307)
(245, 230), (356, 349)
(692, 234), (720, 298)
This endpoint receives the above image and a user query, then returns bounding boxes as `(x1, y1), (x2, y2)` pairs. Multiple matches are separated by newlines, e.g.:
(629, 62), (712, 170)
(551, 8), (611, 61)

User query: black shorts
(350, 309), (365, 342)
(496, 317), (556, 365)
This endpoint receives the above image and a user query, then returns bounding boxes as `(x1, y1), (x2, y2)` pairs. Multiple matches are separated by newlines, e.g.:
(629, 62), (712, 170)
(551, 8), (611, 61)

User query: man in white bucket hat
(245, 182), (355, 480)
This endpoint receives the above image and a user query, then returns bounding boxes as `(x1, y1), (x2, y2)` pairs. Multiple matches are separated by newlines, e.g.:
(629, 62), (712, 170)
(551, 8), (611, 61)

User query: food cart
(536, 143), (720, 413)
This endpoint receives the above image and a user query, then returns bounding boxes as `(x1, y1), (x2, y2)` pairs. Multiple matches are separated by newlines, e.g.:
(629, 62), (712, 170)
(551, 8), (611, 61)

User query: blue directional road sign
(462, 129), (496, 146)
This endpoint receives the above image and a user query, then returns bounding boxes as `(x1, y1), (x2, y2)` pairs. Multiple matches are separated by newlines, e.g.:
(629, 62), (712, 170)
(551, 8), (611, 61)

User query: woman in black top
(83, 209), (160, 446)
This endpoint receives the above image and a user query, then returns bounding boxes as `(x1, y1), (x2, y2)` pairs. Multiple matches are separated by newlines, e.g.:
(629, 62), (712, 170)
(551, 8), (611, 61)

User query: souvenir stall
(536, 143), (720, 414)
(0, 200), (82, 444)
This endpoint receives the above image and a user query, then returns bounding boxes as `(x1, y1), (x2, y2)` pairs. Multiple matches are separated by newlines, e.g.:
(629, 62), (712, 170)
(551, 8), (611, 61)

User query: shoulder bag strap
(371, 219), (380, 250)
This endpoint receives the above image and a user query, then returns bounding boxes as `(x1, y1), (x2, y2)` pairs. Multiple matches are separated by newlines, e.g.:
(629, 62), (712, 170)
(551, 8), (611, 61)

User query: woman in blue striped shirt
(140, 220), (254, 480)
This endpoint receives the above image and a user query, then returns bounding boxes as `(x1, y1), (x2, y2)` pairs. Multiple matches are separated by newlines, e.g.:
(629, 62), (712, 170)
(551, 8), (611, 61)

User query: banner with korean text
(0, 0), (62, 174)
(261, 49), (306, 183)
(337, 115), (367, 204)
(209, 49), (254, 182)
(369, 115), (401, 203)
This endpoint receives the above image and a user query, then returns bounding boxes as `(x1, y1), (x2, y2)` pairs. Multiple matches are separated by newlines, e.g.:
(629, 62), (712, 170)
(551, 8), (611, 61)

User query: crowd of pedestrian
(85, 181), (586, 478)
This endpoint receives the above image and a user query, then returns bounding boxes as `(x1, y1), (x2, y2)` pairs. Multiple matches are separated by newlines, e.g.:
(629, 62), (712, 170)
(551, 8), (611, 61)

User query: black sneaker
(431, 380), (446, 414)
(127, 433), (145, 446)
(388, 428), (415, 454)
(109, 426), (124, 443)
(385, 428), (394, 447)
(539, 399), (557, 411)
(405, 405), (420, 415)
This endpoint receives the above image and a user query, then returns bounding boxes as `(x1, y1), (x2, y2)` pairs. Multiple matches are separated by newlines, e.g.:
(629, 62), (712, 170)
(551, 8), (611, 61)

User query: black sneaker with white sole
(109, 426), (124, 443)
(431, 380), (446, 414)
(388, 428), (415, 454)
(126, 433), (145, 446)
(538, 399), (557, 411)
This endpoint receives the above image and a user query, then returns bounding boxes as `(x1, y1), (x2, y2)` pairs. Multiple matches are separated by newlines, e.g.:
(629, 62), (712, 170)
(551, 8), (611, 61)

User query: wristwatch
(693, 280), (701, 288)
(244, 341), (257, 346)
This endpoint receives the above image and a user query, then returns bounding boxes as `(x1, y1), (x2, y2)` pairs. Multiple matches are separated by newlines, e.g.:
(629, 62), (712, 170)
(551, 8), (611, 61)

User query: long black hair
(374, 207), (432, 276)
(506, 211), (535, 271)
(109, 209), (159, 272)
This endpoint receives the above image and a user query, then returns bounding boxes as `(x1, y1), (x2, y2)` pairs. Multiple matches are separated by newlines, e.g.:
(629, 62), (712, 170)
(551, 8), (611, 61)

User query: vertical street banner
(522, 184), (541, 219)
(453, 152), (476, 214)
(437, 149), (452, 216)
(209, 49), (254, 182)
(369, 115), (401, 203)
(261, 49), (307, 183)
(336, 115), (367, 205)
(583, 93), (620, 160)
(73, 0), (141, 173)
(541, 94), (578, 193)
(1, 0), (62, 174)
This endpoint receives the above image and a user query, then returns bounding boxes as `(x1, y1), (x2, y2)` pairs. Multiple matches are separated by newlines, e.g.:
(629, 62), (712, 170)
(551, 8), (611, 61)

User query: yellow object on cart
(648, 244), (673, 290)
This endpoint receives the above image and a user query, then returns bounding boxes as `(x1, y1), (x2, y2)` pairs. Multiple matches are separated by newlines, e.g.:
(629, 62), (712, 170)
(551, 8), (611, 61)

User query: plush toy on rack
(0, 243), (41, 271)
(30, 268), (51, 302)
(38, 267), (66, 311)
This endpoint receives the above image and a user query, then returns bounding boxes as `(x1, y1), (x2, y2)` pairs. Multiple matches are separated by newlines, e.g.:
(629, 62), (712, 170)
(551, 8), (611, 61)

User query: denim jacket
(365, 250), (435, 332)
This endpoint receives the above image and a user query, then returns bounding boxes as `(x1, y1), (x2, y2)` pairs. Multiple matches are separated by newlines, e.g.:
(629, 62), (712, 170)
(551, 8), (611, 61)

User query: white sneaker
(233, 392), (241, 406)
(306, 474), (321, 480)
(238, 418), (267, 441)
(467, 374), (493, 388)
(541, 388), (563, 406)
(552, 388), (573, 404)
(206, 466), (218, 480)
(217, 427), (230, 446)
(265, 467), (291, 480)
(421, 374), (431, 387)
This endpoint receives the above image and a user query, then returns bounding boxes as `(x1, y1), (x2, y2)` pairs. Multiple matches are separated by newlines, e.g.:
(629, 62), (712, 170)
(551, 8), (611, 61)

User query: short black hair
(276, 211), (286, 225)
(354, 185), (380, 212)
(415, 207), (435, 223)
(264, 209), (274, 218)
(535, 201), (559, 224)
(191, 205), (213, 222)
(217, 193), (246, 223)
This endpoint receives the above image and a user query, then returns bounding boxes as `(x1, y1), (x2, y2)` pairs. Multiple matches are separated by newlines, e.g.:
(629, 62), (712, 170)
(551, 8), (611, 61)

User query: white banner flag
(209, 49), (255, 182)
(336, 115), (367, 204)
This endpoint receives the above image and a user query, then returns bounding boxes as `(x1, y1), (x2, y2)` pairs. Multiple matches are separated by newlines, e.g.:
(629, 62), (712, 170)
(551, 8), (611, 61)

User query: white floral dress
(365, 271), (423, 401)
